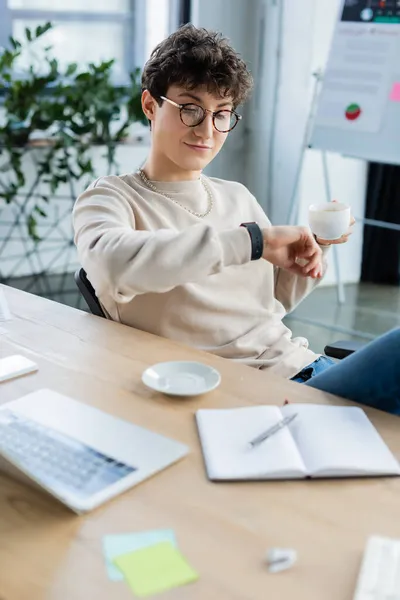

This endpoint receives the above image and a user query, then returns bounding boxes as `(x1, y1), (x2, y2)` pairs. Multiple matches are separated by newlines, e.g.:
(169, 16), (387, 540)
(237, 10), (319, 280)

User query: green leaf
(75, 72), (91, 82)
(48, 58), (59, 78)
(49, 177), (58, 194)
(65, 63), (78, 77)
(0, 49), (16, 70)
(0, 22), (146, 242)
(34, 205), (47, 218)
(27, 214), (40, 242)
(9, 37), (21, 50)
(35, 22), (53, 38)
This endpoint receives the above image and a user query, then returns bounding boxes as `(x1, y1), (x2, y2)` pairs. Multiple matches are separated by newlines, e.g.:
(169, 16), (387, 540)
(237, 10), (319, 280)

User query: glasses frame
(159, 95), (242, 133)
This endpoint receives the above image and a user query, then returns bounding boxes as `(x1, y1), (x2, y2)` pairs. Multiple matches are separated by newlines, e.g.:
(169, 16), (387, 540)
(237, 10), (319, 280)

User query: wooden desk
(1, 284), (400, 600)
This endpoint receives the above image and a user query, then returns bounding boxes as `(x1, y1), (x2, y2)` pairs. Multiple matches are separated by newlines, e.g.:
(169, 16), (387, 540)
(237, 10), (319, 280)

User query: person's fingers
(298, 233), (322, 257)
(303, 250), (322, 273)
(343, 229), (353, 239)
(289, 252), (324, 277)
(286, 263), (312, 277)
(306, 264), (323, 277)
(307, 260), (323, 277)
(315, 237), (332, 246)
(289, 263), (322, 278)
(301, 243), (321, 257)
(301, 245), (315, 257)
(316, 265), (323, 277)
(329, 229), (354, 245)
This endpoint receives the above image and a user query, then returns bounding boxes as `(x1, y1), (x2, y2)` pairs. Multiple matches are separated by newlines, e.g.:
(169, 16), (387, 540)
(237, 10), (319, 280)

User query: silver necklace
(138, 168), (213, 218)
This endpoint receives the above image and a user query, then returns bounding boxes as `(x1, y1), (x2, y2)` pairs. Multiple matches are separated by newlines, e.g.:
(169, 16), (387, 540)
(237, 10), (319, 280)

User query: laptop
(0, 389), (188, 513)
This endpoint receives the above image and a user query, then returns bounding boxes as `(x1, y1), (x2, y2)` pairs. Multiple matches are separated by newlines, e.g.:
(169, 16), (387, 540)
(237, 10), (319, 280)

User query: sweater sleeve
(273, 245), (330, 313)
(72, 179), (252, 303)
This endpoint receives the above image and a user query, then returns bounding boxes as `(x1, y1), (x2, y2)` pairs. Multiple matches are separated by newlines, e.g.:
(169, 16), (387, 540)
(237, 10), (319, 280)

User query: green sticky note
(102, 529), (176, 581)
(113, 541), (199, 597)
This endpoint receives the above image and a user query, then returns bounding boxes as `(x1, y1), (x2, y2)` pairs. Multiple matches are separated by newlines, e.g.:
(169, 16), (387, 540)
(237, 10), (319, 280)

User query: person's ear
(142, 90), (158, 125)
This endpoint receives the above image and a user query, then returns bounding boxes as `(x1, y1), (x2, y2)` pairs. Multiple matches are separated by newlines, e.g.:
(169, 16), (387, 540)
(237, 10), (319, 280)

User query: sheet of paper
(390, 82), (400, 102)
(113, 541), (199, 597)
(196, 406), (306, 480)
(282, 404), (400, 477)
(102, 529), (176, 581)
(314, 26), (398, 133)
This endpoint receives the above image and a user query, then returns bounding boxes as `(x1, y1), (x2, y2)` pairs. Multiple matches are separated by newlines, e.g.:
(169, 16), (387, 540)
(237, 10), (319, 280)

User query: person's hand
(315, 201), (356, 246)
(262, 225), (323, 278)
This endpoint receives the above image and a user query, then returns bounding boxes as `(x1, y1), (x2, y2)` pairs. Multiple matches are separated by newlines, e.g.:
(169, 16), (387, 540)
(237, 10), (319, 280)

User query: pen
(248, 413), (298, 449)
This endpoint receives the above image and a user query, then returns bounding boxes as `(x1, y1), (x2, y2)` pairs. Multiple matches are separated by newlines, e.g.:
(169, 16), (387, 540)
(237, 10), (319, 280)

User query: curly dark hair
(142, 24), (253, 109)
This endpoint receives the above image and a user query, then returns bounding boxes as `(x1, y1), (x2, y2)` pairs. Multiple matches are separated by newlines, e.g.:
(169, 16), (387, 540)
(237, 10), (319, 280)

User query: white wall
(299, 0), (366, 285)
(244, 0), (367, 285)
(244, 0), (282, 213)
(191, 0), (260, 183)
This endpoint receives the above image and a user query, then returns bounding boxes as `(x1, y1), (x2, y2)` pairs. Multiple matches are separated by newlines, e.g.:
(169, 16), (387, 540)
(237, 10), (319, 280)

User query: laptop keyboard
(0, 409), (136, 500)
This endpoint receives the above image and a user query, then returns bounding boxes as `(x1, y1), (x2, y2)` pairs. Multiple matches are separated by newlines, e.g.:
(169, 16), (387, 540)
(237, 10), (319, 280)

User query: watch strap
(240, 222), (264, 260)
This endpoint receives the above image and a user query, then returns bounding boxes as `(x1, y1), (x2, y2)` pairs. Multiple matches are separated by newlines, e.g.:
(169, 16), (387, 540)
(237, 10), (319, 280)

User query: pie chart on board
(345, 103), (362, 121)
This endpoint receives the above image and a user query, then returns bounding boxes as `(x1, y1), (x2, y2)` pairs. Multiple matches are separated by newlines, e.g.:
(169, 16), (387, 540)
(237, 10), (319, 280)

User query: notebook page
(196, 406), (307, 480)
(281, 404), (400, 477)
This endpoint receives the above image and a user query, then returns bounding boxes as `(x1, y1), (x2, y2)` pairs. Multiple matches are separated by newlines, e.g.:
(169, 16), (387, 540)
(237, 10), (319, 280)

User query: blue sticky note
(102, 529), (176, 581)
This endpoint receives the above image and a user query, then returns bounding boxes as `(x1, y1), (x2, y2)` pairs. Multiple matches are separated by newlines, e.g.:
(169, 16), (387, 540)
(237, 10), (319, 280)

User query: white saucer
(142, 361), (221, 397)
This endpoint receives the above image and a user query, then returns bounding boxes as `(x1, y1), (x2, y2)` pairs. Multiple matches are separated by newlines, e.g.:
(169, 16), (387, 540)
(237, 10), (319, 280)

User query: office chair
(323, 339), (364, 359)
(74, 268), (106, 318)
(74, 268), (364, 359)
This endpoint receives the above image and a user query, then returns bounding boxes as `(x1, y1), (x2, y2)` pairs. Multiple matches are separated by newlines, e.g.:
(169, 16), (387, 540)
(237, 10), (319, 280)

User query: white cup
(308, 202), (351, 240)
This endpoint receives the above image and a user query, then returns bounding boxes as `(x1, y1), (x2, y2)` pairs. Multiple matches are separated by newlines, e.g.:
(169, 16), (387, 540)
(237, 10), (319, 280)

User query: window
(0, 0), (181, 84)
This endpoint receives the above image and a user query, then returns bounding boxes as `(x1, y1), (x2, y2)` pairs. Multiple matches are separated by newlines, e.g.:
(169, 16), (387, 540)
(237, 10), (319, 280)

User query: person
(73, 24), (400, 413)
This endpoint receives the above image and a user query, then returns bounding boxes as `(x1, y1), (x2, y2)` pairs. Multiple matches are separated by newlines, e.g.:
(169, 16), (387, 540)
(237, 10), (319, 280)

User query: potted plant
(0, 22), (146, 240)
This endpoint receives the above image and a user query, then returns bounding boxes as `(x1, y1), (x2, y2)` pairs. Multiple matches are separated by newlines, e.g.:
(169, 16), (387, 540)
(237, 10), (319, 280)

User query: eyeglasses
(160, 95), (242, 133)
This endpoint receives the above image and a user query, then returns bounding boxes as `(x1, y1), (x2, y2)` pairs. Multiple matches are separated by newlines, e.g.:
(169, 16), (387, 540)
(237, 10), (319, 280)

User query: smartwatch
(240, 222), (264, 261)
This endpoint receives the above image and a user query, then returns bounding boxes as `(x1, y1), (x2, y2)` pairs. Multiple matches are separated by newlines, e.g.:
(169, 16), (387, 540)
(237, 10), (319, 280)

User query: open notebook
(196, 404), (400, 480)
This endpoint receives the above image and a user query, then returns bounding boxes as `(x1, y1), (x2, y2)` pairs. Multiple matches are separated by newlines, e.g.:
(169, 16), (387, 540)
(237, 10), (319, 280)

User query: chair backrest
(324, 339), (365, 360)
(74, 268), (106, 318)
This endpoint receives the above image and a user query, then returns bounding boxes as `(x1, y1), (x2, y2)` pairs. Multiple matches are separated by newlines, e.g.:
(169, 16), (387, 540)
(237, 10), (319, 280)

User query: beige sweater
(73, 173), (328, 378)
